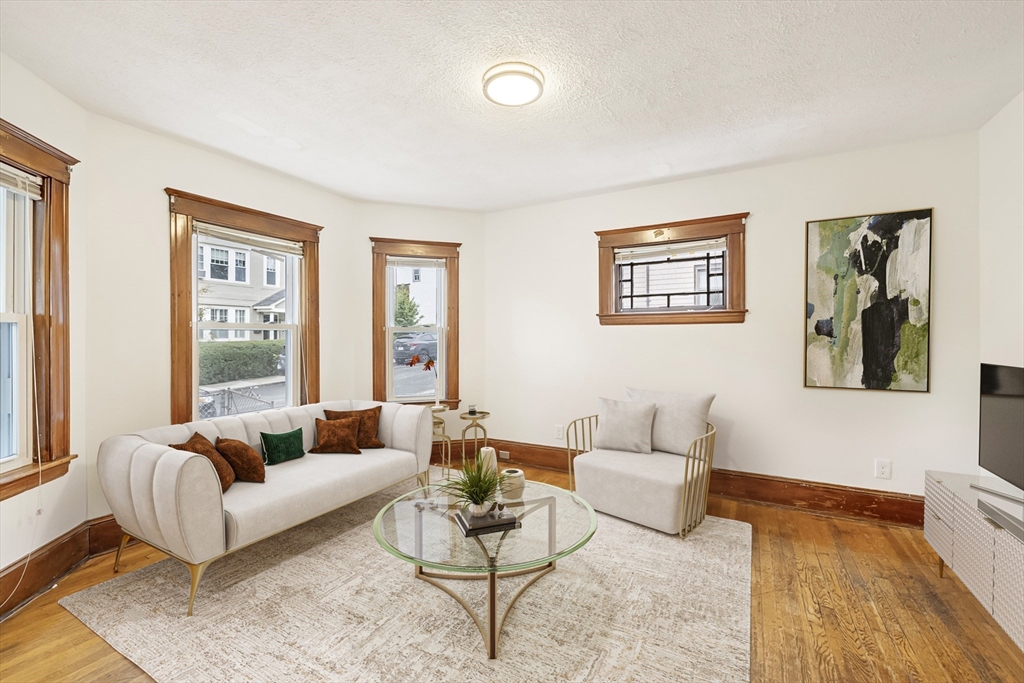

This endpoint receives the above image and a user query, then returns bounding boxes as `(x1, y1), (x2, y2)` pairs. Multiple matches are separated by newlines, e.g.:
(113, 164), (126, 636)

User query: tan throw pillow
(310, 417), (362, 454)
(324, 406), (385, 449)
(215, 437), (266, 483)
(170, 432), (235, 493)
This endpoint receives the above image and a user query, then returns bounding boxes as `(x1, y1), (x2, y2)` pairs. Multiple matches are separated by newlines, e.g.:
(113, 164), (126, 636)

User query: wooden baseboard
(434, 438), (924, 527)
(709, 469), (924, 527)
(0, 523), (89, 618)
(0, 514), (136, 619)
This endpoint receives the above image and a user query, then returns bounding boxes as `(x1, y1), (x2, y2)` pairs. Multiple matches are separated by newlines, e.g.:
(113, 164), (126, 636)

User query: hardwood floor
(1, 464), (1021, 683)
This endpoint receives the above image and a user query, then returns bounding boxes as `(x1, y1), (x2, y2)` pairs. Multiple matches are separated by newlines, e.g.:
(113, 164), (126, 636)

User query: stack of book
(454, 508), (521, 537)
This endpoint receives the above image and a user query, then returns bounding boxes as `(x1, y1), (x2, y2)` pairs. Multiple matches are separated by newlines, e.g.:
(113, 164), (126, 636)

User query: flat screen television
(980, 363), (1024, 492)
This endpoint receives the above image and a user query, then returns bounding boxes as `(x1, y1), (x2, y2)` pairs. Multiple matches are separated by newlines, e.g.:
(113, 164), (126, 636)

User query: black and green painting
(805, 209), (931, 392)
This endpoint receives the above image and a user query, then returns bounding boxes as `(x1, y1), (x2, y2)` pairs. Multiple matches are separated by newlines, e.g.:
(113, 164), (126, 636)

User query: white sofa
(97, 400), (432, 614)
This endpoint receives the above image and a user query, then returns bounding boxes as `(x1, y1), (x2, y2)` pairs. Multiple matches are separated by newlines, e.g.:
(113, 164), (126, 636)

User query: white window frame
(264, 256), (278, 287)
(201, 245), (250, 284)
(385, 257), (446, 402)
(233, 309), (248, 339)
(0, 186), (35, 471)
(193, 234), (300, 415)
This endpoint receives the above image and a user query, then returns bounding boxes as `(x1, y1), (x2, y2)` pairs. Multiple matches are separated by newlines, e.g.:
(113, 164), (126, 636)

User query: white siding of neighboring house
(197, 235), (287, 340)
(395, 264), (440, 325)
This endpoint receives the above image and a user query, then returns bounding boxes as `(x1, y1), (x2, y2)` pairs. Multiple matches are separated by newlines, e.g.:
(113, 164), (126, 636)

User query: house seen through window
(195, 223), (302, 418)
(388, 258), (446, 400)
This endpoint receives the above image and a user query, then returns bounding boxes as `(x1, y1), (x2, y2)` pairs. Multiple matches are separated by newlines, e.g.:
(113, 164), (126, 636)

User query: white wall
(484, 134), (981, 496)
(0, 53), (89, 568)
(979, 92), (1024, 368)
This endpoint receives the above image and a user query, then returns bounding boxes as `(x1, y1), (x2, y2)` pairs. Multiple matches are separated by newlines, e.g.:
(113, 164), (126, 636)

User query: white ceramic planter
(501, 469), (526, 499)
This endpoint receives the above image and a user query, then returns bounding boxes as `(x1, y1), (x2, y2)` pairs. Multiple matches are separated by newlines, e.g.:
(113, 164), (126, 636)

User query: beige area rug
(61, 472), (752, 682)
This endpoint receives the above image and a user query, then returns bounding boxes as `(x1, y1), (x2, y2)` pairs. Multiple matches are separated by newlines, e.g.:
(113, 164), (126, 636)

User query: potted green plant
(438, 451), (507, 517)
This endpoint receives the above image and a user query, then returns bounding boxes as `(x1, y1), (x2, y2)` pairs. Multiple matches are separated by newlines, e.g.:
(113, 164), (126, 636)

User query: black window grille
(617, 251), (726, 311)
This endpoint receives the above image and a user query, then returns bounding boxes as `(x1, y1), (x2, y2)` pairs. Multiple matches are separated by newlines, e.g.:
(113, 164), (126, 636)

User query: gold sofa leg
(113, 533), (131, 573)
(186, 560), (214, 617)
(417, 471), (430, 488)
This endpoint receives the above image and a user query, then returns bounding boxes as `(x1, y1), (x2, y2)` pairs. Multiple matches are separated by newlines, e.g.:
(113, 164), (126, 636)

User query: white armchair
(567, 414), (717, 537)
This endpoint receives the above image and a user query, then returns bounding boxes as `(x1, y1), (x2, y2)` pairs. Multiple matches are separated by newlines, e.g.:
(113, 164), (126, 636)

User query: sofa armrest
(383, 405), (432, 473)
(97, 435), (226, 564)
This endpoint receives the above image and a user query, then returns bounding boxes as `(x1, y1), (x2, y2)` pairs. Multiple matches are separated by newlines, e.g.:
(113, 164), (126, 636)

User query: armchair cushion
(594, 397), (657, 453)
(574, 448), (705, 535)
(625, 387), (715, 456)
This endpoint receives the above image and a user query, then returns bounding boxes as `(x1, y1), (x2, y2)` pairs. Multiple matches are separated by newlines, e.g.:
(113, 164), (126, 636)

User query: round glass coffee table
(373, 480), (597, 659)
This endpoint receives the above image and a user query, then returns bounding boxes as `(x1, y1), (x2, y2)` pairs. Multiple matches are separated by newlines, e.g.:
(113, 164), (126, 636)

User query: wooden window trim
(371, 237), (460, 409)
(596, 212), (748, 325)
(166, 189), (322, 424)
(0, 119), (78, 501)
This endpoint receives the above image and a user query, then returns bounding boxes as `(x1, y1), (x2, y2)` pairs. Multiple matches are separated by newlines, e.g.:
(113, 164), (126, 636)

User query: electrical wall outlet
(499, 450), (510, 460)
(554, 424), (564, 441)
(874, 459), (892, 479)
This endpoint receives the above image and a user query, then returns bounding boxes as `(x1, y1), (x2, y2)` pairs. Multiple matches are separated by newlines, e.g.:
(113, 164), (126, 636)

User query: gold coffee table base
(414, 561), (555, 659)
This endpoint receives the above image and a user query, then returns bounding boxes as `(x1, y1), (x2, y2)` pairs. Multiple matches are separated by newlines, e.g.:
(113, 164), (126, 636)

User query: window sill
(597, 310), (747, 325)
(398, 399), (462, 410)
(0, 454), (78, 502)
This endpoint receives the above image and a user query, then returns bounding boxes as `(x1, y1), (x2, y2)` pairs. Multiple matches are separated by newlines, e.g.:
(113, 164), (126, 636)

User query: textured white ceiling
(1, 1), (1021, 211)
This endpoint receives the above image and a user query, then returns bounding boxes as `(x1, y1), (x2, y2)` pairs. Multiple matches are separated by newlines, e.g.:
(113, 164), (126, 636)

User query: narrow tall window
(168, 189), (321, 424)
(265, 257), (277, 287)
(0, 167), (36, 470)
(371, 238), (460, 407)
(234, 251), (247, 283)
(0, 118), (79, 498)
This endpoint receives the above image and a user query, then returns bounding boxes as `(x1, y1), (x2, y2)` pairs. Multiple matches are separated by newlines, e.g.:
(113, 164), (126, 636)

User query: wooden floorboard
(0, 464), (1020, 683)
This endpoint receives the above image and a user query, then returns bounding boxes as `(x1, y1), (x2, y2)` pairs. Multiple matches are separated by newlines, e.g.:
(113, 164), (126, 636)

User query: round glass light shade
(482, 62), (544, 107)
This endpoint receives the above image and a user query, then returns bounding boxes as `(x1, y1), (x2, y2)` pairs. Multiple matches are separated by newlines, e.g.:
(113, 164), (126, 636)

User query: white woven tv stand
(924, 471), (1024, 650)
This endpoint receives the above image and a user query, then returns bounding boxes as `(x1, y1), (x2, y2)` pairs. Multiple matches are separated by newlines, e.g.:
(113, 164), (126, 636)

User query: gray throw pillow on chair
(625, 387), (715, 456)
(594, 397), (657, 453)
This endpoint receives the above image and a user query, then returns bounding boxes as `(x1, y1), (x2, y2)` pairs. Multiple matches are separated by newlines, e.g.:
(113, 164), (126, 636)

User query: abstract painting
(805, 209), (932, 391)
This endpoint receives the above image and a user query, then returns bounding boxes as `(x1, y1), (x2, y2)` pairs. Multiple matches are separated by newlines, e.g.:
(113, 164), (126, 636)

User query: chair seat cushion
(222, 448), (417, 549)
(573, 449), (704, 535)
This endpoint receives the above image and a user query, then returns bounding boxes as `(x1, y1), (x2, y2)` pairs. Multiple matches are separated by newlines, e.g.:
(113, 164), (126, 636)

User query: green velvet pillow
(260, 428), (305, 466)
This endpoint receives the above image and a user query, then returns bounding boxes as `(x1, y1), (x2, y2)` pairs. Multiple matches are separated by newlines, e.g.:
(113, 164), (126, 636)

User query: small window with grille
(616, 237), (726, 312)
(596, 213), (747, 325)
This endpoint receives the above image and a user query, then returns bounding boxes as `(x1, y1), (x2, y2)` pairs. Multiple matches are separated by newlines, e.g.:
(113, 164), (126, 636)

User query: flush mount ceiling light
(482, 62), (544, 107)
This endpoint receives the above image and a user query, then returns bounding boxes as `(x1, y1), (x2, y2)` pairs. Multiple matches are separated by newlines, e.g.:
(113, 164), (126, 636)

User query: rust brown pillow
(309, 417), (361, 454)
(324, 406), (385, 449)
(170, 431), (235, 493)
(215, 437), (265, 483)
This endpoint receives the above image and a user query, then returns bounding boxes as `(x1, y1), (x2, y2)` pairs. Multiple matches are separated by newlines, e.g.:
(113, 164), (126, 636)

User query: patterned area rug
(61, 473), (751, 682)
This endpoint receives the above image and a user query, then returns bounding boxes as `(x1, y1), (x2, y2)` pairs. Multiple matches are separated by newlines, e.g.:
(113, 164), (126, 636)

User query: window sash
(0, 313), (31, 467)
(192, 230), (303, 419)
(615, 246), (727, 312)
(385, 258), (446, 401)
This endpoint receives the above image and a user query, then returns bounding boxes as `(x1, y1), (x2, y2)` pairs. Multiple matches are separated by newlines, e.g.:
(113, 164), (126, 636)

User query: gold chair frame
(566, 415), (717, 538)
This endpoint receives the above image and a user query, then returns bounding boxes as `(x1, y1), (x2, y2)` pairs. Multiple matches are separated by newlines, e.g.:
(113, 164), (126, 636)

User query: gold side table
(459, 411), (490, 463)
(430, 405), (452, 479)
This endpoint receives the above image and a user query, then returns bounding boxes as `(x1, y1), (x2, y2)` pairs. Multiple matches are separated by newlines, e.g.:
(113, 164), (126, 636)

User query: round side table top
(429, 404), (448, 414)
(459, 411), (490, 421)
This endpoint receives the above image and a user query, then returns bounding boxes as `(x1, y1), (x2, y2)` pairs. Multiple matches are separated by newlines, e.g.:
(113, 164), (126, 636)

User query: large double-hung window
(0, 164), (38, 470)
(371, 238), (460, 407)
(168, 188), (322, 425)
